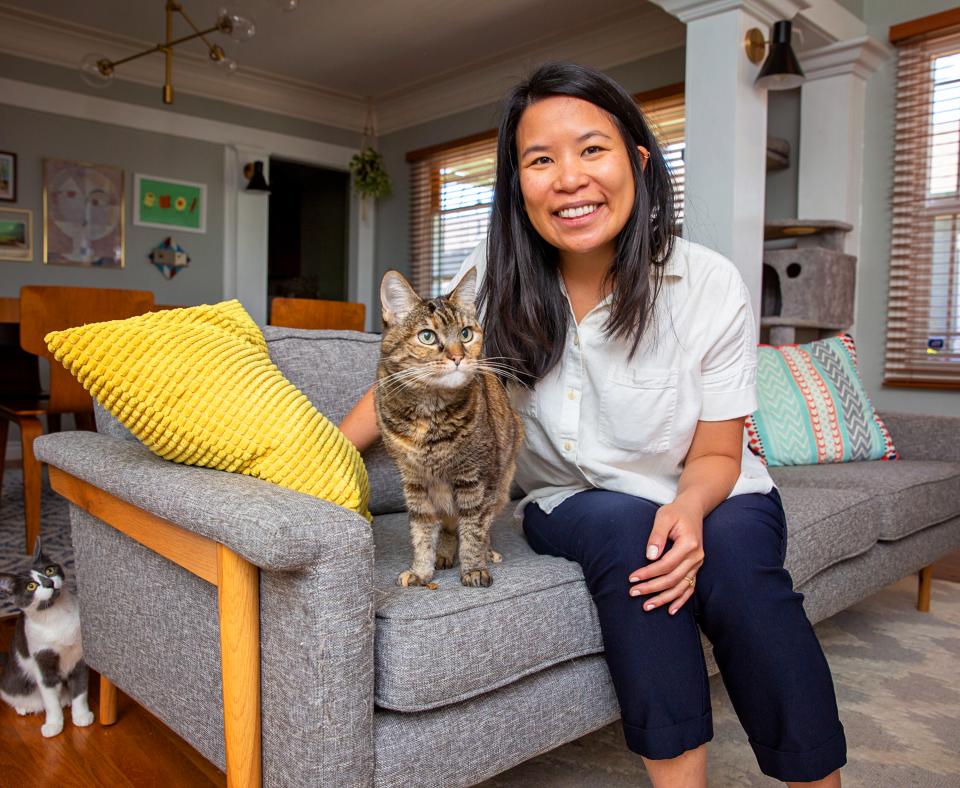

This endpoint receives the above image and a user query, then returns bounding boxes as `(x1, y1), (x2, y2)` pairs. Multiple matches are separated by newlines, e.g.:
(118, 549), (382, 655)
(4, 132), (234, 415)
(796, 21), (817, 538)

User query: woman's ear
(637, 145), (650, 172)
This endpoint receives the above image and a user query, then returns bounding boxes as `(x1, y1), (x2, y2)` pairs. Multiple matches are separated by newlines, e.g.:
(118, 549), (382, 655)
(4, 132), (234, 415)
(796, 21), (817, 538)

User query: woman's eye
(583, 145), (603, 155)
(460, 327), (474, 342)
(417, 329), (436, 345)
(27, 582), (37, 592)
(531, 156), (552, 166)
(45, 567), (56, 576)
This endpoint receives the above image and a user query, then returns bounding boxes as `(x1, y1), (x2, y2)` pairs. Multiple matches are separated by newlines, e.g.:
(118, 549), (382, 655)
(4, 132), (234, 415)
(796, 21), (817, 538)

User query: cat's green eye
(460, 327), (474, 342)
(417, 329), (437, 345)
(45, 567), (57, 576)
(26, 582), (37, 592)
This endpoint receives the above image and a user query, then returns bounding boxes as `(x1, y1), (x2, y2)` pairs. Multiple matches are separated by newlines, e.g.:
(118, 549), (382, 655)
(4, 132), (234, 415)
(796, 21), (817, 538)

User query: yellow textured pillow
(45, 299), (371, 521)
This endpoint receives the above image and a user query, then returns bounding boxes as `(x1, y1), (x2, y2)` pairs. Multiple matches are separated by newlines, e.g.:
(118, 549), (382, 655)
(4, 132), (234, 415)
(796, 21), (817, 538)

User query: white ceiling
(2, 0), (681, 100)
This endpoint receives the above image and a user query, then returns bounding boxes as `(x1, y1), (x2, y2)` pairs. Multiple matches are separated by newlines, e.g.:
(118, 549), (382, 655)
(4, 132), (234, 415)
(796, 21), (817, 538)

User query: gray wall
(858, 0), (960, 415)
(373, 47), (687, 302)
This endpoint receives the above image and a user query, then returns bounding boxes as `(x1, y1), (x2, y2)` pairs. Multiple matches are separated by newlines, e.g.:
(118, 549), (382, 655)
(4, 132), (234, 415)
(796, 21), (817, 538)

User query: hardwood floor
(1, 553), (958, 786)
(0, 619), (224, 788)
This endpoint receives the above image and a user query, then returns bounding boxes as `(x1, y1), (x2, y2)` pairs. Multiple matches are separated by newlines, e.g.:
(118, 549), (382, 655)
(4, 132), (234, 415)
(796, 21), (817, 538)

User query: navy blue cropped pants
(522, 487), (847, 783)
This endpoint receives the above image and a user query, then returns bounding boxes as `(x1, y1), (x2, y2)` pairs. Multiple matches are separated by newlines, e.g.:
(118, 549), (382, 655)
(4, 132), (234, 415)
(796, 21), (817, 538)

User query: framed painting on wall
(0, 151), (16, 202)
(0, 207), (32, 261)
(43, 158), (124, 268)
(133, 173), (207, 234)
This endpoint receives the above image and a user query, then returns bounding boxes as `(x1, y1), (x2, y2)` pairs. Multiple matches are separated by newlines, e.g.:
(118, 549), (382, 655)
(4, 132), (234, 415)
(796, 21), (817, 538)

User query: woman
(340, 63), (846, 787)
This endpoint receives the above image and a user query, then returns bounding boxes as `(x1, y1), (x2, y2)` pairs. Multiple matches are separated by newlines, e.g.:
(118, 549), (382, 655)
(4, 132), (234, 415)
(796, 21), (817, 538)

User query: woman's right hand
(339, 385), (380, 452)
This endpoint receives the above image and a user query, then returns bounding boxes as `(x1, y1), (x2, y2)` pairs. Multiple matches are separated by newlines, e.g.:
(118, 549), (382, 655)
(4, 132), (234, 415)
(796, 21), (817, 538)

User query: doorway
(267, 158), (349, 312)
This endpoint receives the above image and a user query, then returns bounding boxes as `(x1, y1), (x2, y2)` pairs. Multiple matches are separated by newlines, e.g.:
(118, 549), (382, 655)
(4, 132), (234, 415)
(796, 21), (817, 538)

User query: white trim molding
(800, 35), (892, 81)
(652, 0), (809, 26)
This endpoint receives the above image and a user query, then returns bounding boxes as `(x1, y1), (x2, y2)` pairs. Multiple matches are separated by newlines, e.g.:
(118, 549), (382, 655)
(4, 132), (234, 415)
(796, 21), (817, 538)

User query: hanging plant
(349, 147), (392, 200)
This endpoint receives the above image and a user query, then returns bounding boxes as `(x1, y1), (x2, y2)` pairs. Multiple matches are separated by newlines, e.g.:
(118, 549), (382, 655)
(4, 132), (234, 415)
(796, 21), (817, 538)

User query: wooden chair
(269, 297), (366, 331)
(0, 286), (154, 553)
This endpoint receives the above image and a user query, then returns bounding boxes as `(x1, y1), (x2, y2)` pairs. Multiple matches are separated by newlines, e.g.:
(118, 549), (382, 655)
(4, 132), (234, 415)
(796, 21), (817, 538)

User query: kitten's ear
(380, 270), (420, 325)
(448, 267), (478, 310)
(0, 574), (16, 597)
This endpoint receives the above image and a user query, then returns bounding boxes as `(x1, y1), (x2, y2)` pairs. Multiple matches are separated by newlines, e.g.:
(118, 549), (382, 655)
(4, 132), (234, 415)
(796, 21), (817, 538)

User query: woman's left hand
(628, 497), (705, 615)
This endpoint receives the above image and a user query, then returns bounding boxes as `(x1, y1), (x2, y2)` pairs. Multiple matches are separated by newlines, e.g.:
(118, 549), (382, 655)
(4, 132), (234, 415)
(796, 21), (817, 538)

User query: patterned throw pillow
(745, 334), (898, 466)
(45, 299), (371, 520)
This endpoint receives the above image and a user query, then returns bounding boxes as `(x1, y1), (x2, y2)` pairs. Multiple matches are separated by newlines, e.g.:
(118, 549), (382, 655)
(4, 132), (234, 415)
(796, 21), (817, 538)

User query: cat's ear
(0, 574), (16, 597)
(380, 270), (420, 325)
(448, 267), (477, 311)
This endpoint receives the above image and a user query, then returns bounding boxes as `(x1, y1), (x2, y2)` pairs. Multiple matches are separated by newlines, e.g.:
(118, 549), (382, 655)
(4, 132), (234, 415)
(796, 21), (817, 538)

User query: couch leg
(917, 565), (933, 612)
(100, 674), (118, 725)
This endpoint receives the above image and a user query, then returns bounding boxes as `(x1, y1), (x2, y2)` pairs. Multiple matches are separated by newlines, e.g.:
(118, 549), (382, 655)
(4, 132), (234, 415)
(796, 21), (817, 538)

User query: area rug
(2, 467), (958, 785)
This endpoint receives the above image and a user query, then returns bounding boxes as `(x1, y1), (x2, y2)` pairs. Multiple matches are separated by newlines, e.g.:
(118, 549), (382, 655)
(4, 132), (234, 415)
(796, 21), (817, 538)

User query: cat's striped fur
(376, 267), (523, 588)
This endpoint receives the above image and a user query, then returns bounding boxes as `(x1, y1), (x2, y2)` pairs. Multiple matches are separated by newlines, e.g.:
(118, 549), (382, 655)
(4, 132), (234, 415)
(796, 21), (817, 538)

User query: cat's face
(0, 568), (60, 614)
(379, 268), (483, 390)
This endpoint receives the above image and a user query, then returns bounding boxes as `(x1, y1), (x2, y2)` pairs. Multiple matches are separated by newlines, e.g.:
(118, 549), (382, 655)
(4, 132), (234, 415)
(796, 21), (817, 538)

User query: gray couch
(33, 327), (960, 788)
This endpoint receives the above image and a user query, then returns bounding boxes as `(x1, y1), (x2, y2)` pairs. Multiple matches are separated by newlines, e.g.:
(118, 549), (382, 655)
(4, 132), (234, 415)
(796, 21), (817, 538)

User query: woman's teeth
(557, 204), (599, 219)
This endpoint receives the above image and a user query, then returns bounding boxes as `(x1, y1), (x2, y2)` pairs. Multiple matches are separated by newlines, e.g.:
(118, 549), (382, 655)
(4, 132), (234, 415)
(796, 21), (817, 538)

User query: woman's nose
(554, 159), (589, 192)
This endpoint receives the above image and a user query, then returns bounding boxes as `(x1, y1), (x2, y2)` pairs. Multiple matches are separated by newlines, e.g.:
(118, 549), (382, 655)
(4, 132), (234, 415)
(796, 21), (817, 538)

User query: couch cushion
(370, 485), (883, 712)
(263, 327), (405, 515)
(770, 460), (960, 541)
(775, 487), (882, 586)
(372, 506), (602, 712)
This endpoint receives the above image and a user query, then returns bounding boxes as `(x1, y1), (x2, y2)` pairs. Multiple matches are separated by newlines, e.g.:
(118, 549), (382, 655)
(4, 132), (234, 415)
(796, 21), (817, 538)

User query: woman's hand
(628, 496), (705, 615)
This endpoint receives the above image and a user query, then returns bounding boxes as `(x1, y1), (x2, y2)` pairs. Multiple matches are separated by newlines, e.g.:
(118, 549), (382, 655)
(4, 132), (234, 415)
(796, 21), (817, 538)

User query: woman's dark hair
(478, 62), (676, 387)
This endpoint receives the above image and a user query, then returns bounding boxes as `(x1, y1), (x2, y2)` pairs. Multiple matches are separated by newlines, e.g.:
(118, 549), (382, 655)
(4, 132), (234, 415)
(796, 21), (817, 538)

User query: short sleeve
(699, 273), (758, 421)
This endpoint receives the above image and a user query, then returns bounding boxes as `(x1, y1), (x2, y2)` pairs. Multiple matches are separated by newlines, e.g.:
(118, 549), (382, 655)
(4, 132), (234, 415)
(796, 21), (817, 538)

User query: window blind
(406, 89), (686, 297)
(884, 28), (960, 387)
(407, 133), (497, 297)
(638, 91), (686, 225)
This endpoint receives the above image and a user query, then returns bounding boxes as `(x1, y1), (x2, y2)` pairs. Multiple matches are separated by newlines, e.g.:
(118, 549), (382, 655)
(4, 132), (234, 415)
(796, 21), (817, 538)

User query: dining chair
(0, 285), (154, 553)
(269, 297), (366, 331)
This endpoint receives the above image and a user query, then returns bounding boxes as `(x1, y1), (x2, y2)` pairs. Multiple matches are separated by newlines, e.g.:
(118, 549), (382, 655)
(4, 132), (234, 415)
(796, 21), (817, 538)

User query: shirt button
(573, 336), (580, 346)
(563, 440), (573, 452)
(567, 390), (576, 400)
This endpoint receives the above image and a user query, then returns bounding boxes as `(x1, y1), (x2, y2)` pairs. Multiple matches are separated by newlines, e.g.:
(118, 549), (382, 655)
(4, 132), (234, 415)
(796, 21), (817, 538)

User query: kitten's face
(0, 563), (61, 613)
(380, 268), (483, 390)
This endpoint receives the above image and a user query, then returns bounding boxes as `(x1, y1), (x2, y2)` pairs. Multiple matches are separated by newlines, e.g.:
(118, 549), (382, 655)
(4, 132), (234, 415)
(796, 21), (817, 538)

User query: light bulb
(80, 53), (114, 88)
(276, 0), (297, 10)
(218, 7), (256, 41)
(215, 56), (239, 74)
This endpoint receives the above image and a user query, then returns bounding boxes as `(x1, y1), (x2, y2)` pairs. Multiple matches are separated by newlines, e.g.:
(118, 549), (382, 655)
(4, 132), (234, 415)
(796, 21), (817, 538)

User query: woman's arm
(339, 385), (380, 452)
(627, 416), (746, 614)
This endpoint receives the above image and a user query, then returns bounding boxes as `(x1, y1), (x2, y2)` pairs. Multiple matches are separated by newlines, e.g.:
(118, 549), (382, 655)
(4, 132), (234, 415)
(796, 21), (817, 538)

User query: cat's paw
(397, 570), (429, 588)
(72, 708), (94, 727)
(435, 553), (457, 570)
(461, 568), (492, 587)
(489, 549), (503, 564)
(14, 706), (31, 716)
(41, 719), (64, 738)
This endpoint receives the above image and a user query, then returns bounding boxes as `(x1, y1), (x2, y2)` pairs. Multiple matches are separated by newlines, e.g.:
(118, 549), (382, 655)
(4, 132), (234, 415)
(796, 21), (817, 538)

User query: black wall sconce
(243, 161), (271, 193)
(745, 20), (805, 90)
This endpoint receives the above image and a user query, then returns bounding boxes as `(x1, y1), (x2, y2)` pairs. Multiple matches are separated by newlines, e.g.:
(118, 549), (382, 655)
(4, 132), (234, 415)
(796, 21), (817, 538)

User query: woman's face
(516, 95), (642, 266)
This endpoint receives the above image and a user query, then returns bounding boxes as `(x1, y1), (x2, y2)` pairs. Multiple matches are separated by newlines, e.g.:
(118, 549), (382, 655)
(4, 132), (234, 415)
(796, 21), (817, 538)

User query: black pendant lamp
(243, 161), (271, 193)
(748, 20), (805, 91)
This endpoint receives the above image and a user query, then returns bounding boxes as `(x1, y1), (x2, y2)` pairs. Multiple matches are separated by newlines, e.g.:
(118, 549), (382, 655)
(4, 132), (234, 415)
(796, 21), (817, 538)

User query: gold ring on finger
(684, 575), (696, 588)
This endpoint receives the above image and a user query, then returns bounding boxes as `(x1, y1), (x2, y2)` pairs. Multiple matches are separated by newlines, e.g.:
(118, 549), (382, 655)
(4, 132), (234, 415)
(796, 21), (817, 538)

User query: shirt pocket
(599, 367), (678, 453)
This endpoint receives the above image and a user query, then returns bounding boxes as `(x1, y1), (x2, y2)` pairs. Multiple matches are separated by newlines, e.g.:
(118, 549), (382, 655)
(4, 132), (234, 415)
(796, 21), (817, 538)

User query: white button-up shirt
(444, 236), (774, 520)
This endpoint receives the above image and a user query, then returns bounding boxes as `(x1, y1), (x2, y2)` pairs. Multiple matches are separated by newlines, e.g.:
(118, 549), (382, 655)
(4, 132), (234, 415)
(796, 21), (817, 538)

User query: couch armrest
(33, 431), (372, 571)
(879, 411), (960, 462)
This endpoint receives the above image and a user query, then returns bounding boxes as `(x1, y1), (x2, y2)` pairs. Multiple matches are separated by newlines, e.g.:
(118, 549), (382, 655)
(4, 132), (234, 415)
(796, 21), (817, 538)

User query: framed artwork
(43, 158), (124, 268)
(133, 173), (207, 233)
(0, 152), (16, 202)
(0, 207), (32, 261)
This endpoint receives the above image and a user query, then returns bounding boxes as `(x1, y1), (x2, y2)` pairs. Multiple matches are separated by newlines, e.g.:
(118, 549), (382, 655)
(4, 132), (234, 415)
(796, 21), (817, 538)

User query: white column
(797, 36), (890, 259)
(224, 144), (270, 325)
(653, 0), (808, 326)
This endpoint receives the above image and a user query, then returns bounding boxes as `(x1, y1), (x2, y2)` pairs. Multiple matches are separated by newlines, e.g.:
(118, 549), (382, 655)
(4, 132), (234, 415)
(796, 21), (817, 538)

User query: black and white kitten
(0, 538), (93, 737)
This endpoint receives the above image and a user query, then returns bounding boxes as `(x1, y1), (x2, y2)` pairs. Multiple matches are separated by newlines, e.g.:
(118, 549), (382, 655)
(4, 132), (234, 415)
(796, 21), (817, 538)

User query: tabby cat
(376, 267), (523, 588)
(0, 538), (92, 737)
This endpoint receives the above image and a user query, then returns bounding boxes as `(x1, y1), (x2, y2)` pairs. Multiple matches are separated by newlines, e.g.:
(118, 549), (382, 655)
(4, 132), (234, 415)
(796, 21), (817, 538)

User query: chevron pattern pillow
(745, 334), (898, 466)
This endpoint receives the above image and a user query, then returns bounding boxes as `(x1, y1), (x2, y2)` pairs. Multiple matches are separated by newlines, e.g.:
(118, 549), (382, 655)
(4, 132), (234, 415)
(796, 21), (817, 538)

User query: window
(885, 24), (960, 386)
(407, 88), (686, 297)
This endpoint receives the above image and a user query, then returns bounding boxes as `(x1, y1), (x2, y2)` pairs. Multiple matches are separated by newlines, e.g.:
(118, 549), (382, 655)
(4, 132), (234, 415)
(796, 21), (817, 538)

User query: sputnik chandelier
(79, 1), (293, 104)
